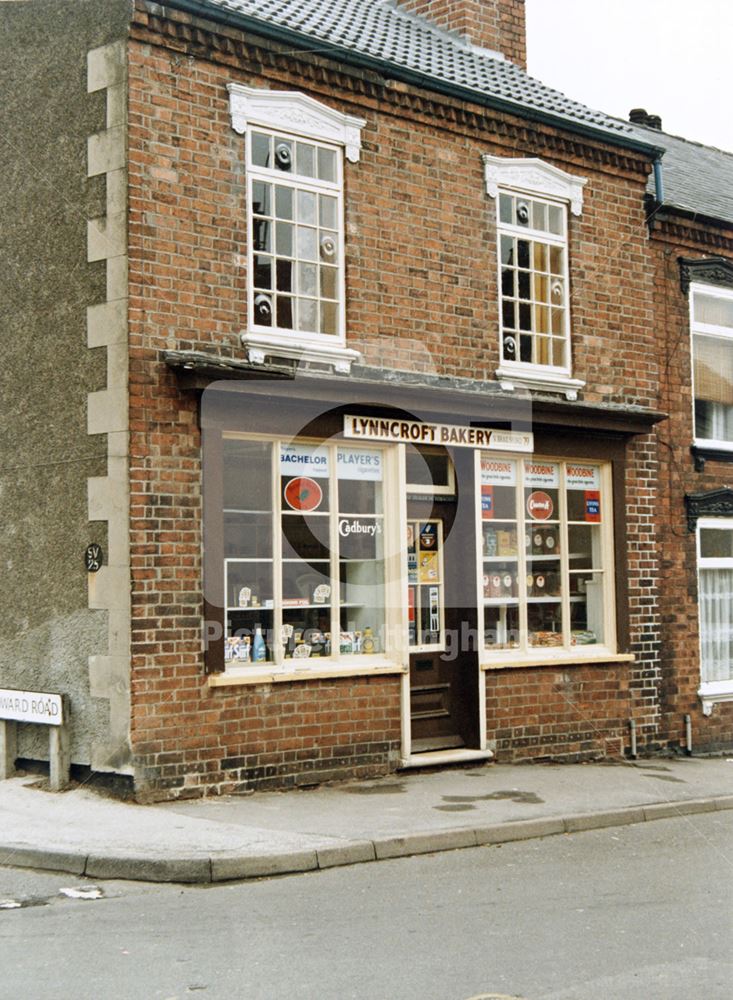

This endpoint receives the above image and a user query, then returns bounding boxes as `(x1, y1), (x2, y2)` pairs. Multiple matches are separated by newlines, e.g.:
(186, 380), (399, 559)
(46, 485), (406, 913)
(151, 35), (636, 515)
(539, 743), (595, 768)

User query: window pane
(515, 199), (531, 226)
(276, 259), (293, 292)
(297, 226), (317, 261)
(320, 301), (338, 336)
(531, 201), (547, 231)
(549, 245), (564, 275)
(569, 571), (604, 646)
(274, 138), (293, 172)
(517, 240), (530, 268)
(275, 221), (293, 256)
(276, 295), (293, 328)
(694, 334), (733, 405)
(699, 567), (733, 681)
(500, 235), (514, 265)
(296, 141), (316, 178)
(224, 439), (272, 511)
(253, 292), (273, 326)
(499, 193), (513, 223)
(317, 146), (336, 182)
(253, 219), (271, 253)
(297, 189), (317, 225)
(533, 273), (548, 302)
(274, 185), (293, 220)
(502, 268), (515, 296)
(502, 300), (516, 329)
(519, 303), (531, 330)
(319, 231), (338, 262)
(694, 292), (733, 328)
(548, 204), (563, 235)
(298, 261), (318, 297)
(297, 297), (317, 332)
(252, 181), (271, 216)
(503, 334), (518, 361)
(254, 255), (272, 290)
(251, 131), (270, 167)
(700, 528), (733, 559)
(551, 278), (564, 304)
(533, 242), (548, 272)
(518, 270), (531, 299)
(319, 195), (337, 229)
(552, 338), (566, 367)
(320, 265), (337, 300)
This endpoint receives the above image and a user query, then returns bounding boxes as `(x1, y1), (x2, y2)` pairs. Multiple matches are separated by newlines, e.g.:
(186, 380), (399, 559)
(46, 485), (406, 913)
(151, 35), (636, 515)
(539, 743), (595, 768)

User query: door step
(400, 747), (494, 769)
(410, 734), (465, 754)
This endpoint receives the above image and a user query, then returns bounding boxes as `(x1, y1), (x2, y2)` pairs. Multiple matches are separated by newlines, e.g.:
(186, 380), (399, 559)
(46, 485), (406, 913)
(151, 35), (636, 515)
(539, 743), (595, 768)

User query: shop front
(186, 365), (648, 773)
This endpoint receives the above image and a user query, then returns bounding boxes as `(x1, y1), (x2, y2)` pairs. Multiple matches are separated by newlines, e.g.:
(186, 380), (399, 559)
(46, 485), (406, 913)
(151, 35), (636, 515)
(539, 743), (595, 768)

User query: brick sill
(482, 652), (635, 670)
(208, 660), (407, 687)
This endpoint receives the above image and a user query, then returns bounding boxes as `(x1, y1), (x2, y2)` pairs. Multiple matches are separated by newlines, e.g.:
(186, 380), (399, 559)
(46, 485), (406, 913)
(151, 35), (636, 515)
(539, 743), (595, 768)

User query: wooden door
(407, 450), (479, 753)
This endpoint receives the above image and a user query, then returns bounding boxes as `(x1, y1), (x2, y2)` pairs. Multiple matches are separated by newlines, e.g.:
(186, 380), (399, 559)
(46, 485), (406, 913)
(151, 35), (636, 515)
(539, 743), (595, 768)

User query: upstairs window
(249, 129), (342, 339)
(691, 285), (733, 448)
(228, 86), (365, 373)
(498, 192), (568, 370)
(483, 155), (587, 400)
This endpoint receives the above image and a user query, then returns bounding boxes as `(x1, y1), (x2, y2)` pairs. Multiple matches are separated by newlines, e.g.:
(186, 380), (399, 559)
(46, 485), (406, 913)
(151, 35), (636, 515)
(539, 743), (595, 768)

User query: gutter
(160, 0), (665, 162)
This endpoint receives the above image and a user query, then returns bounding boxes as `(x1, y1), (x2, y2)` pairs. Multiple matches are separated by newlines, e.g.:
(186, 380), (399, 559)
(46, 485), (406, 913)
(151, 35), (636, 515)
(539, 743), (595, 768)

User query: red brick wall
(396, 0), (527, 69)
(486, 662), (630, 761)
(125, 2), (661, 796)
(652, 223), (733, 752)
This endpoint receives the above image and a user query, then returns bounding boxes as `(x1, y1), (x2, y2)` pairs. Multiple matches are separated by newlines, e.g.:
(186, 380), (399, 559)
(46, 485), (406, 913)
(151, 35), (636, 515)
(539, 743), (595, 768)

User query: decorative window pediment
(227, 85), (366, 162)
(482, 155), (587, 216)
(685, 487), (733, 532)
(679, 256), (733, 295)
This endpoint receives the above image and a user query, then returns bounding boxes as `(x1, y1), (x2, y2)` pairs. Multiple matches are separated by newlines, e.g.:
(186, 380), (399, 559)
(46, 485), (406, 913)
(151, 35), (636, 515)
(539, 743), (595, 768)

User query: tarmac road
(1, 810), (732, 1000)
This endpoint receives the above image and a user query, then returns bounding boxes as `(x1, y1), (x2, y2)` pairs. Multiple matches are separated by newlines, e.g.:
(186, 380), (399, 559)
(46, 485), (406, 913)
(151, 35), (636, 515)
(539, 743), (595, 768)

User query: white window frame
(690, 282), (733, 452)
(476, 453), (619, 666)
(696, 517), (733, 713)
(213, 433), (406, 686)
(228, 86), (366, 374)
(483, 155), (587, 401)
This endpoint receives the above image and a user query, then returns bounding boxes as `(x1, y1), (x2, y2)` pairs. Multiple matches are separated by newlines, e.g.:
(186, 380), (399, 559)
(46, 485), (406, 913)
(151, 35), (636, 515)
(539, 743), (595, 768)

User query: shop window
(223, 437), (388, 668)
(478, 454), (614, 658)
(696, 520), (733, 712)
(691, 285), (733, 449)
(228, 85), (365, 373)
(483, 155), (586, 400)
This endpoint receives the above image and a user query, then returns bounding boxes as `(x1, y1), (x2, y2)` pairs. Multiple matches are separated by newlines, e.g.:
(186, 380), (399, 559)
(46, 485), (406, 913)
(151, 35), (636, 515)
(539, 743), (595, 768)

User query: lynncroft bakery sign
(344, 415), (533, 452)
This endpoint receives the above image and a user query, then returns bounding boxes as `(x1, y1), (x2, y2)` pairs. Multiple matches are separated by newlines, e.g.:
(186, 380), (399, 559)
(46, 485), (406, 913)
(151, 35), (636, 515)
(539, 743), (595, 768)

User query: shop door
(406, 450), (479, 753)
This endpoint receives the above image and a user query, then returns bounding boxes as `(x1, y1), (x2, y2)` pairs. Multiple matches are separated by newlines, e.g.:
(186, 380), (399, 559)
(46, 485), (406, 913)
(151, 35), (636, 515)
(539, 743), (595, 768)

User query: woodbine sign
(344, 415), (533, 452)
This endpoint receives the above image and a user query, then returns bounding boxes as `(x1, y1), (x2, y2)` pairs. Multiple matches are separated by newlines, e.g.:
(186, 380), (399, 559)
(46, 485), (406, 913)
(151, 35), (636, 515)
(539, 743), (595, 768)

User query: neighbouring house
(2, 0), (728, 800)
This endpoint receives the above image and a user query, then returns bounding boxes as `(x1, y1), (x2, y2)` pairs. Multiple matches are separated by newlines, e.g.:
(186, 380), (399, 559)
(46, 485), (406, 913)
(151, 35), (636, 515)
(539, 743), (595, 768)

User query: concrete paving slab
(0, 758), (731, 883)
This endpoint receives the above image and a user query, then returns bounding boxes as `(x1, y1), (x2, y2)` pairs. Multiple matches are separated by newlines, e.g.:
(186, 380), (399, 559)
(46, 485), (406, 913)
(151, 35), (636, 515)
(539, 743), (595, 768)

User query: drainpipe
(628, 718), (637, 759)
(652, 156), (664, 205)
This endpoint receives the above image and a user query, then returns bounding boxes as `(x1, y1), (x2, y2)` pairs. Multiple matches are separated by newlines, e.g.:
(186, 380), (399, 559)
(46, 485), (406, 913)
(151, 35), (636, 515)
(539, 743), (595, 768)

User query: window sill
(692, 443), (733, 467)
(698, 681), (733, 716)
(495, 365), (585, 401)
(241, 331), (361, 374)
(481, 651), (634, 670)
(208, 657), (407, 687)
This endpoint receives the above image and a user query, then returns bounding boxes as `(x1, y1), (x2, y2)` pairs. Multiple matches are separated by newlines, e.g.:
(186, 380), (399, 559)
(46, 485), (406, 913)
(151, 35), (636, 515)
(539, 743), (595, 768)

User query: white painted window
(483, 156), (587, 400)
(228, 86), (365, 373)
(221, 436), (401, 675)
(696, 518), (733, 713)
(691, 284), (733, 449)
(477, 454), (616, 660)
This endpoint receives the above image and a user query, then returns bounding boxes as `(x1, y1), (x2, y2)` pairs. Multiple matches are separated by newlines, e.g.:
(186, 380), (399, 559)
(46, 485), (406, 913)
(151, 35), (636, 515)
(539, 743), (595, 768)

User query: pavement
(1, 756), (732, 884)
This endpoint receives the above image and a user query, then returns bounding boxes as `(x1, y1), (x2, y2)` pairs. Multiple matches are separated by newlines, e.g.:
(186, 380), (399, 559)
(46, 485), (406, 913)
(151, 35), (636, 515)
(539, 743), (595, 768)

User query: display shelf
(483, 598), (520, 607)
(526, 596), (585, 603)
(224, 508), (270, 515)
(525, 554), (561, 562)
(483, 555), (519, 563)
(226, 605), (275, 613)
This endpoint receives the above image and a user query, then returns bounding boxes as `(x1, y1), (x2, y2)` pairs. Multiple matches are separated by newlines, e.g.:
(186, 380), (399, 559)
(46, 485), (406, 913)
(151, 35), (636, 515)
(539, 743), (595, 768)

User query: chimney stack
(629, 108), (663, 131)
(396, 0), (527, 69)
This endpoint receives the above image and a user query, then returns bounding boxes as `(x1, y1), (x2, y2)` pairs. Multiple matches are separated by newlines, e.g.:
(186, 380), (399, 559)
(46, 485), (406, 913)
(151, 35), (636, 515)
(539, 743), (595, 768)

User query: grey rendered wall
(0, 0), (131, 771)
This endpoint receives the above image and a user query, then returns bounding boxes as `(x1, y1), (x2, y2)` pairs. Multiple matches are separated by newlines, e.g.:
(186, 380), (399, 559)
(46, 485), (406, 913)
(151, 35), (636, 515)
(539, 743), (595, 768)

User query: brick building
(2, 0), (727, 799)
(624, 110), (733, 752)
